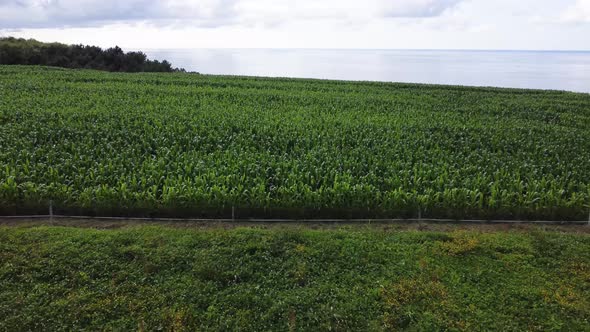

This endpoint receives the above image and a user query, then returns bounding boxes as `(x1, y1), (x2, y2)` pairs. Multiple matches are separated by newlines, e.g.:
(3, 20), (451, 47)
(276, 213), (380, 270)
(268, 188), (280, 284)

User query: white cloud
(2, 0), (589, 50)
(560, 0), (590, 23)
(0, 0), (466, 28)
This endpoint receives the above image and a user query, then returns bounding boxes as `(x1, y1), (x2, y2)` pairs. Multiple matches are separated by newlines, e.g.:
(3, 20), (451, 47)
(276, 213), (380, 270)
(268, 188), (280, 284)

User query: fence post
(49, 200), (53, 221)
(232, 205), (235, 221)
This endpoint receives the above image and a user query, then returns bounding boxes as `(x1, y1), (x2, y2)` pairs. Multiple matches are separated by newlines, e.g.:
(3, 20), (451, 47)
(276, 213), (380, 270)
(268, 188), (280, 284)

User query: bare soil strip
(1, 216), (588, 233)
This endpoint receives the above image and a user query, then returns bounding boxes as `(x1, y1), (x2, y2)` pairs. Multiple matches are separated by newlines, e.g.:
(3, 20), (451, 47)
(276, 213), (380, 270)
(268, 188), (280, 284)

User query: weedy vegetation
(0, 226), (588, 331)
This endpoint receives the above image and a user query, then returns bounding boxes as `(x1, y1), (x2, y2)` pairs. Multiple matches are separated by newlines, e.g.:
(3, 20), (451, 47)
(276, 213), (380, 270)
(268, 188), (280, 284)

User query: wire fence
(0, 214), (588, 225)
(1, 201), (588, 225)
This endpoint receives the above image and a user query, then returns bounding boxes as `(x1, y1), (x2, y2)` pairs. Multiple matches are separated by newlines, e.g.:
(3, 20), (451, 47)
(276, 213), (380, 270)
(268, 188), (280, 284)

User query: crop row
(1, 66), (589, 219)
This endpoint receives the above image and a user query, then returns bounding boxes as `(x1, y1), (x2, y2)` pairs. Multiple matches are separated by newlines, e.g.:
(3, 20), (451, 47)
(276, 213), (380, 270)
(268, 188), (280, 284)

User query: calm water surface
(145, 49), (590, 93)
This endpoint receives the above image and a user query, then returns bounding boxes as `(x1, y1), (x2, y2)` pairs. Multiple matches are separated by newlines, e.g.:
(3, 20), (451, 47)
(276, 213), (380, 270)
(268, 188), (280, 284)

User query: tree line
(0, 37), (185, 73)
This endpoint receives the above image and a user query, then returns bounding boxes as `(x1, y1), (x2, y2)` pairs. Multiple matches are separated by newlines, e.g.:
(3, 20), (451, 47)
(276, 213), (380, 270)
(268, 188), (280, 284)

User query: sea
(144, 49), (590, 93)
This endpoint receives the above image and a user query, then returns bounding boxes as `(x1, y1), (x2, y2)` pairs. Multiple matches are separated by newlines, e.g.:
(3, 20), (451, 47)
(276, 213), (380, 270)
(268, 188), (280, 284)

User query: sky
(0, 0), (589, 50)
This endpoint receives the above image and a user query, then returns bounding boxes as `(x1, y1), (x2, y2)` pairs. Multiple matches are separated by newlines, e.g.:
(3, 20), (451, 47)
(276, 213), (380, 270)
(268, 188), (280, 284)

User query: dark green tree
(0, 37), (184, 73)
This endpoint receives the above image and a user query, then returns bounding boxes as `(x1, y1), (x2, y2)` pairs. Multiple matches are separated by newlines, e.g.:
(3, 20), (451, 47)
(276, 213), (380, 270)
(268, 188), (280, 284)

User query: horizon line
(134, 47), (590, 53)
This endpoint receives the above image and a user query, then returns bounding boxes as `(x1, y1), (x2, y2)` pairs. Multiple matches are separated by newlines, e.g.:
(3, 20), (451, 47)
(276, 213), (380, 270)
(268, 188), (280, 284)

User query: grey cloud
(381, 0), (464, 18)
(0, 0), (239, 28)
(0, 0), (466, 29)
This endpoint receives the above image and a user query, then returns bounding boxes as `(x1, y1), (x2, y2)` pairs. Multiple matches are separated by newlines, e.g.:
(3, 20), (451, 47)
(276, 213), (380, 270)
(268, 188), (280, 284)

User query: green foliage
(0, 65), (589, 219)
(0, 37), (183, 72)
(0, 226), (588, 330)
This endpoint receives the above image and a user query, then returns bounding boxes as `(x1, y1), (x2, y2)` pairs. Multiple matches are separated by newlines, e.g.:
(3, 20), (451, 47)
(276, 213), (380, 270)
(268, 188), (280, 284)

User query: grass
(1, 65), (590, 330)
(1, 225), (588, 331)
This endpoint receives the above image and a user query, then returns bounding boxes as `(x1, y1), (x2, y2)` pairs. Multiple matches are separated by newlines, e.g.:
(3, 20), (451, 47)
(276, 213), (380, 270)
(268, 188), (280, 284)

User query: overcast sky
(1, 0), (589, 50)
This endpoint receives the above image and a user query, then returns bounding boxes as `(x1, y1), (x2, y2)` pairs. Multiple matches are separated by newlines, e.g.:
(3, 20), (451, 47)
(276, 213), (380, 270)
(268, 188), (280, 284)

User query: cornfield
(1, 65), (589, 220)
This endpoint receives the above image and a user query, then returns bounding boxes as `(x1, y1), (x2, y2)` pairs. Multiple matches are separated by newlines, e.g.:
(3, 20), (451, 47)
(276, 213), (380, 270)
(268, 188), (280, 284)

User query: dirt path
(1, 217), (588, 234)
